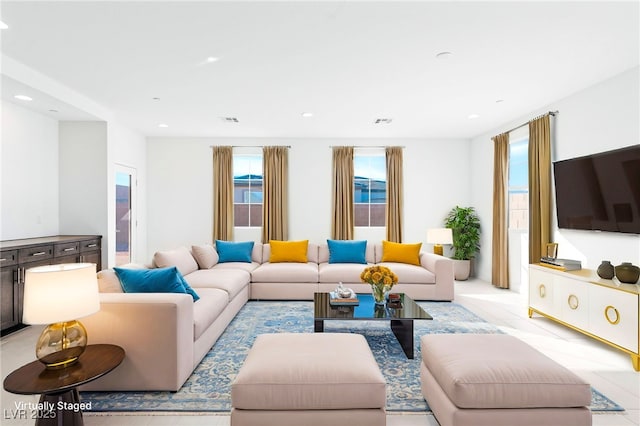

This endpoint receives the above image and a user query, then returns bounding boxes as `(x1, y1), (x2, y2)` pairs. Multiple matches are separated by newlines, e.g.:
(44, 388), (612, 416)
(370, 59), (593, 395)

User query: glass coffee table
(313, 292), (432, 359)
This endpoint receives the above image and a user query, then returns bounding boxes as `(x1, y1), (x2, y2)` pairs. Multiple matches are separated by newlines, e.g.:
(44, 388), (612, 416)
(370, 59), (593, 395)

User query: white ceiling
(1, 1), (638, 139)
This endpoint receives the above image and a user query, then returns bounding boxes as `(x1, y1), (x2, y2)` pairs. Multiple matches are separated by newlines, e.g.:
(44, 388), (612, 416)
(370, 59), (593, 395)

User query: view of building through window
(354, 151), (386, 227)
(508, 138), (529, 230)
(233, 154), (263, 227)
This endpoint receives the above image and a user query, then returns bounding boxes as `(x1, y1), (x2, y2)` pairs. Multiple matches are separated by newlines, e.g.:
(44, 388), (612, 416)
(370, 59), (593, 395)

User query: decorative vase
(371, 285), (389, 305)
(596, 260), (615, 279)
(614, 262), (640, 284)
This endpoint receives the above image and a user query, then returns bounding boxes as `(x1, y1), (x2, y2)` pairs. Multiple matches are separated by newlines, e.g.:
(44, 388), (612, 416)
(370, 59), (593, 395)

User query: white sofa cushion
(214, 261), (261, 274)
(184, 269), (250, 300)
(252, 262), (319, 283)
(192, 288), (229, 341)
(318, 262), (374, 283)
(154, 246), (199, 276)
(376, 262), (435, 283)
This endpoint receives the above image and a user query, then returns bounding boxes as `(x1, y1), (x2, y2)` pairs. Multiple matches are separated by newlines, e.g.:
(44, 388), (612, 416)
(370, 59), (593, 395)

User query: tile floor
(1, 278), (639, 426)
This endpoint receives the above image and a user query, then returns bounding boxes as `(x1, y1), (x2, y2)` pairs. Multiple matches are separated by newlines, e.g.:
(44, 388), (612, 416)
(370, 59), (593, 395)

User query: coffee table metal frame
(313, 292), (432, 359)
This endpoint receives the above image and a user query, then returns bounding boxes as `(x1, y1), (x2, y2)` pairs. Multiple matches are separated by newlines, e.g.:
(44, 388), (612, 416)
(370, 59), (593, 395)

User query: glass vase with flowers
(360, 265), (398, 305)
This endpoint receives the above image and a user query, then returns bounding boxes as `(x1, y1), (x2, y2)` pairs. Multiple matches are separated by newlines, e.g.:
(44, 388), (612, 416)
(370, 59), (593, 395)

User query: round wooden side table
(3, 344), (125, 426)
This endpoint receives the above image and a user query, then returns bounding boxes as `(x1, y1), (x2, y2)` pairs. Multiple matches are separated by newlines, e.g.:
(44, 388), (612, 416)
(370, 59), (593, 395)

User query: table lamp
(22, 263), (100, 369)
(426, 228), (453, 256)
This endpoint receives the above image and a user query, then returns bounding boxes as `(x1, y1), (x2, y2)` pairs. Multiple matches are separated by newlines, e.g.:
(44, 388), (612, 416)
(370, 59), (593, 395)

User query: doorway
(115, 165), (137, 266)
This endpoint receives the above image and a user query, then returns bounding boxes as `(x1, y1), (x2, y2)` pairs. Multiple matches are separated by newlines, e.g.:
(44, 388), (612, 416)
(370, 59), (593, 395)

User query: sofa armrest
(420, 252), (455, 300)
(80, 292), (195, 391)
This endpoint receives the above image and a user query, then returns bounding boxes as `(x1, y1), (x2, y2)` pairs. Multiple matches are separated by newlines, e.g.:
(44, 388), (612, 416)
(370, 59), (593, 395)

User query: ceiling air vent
(374, 118), (392, 125)
(221, 117), (239, 123)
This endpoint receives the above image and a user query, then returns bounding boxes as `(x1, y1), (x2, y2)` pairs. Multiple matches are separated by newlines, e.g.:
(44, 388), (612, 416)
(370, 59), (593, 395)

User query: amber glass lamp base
(36, 320), (88, 369)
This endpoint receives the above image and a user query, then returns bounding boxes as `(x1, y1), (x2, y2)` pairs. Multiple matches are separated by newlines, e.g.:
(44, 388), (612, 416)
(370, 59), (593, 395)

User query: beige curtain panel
(385, 146), (404, 243)
(331, 146), (355, 240)
(212, 146), (234, 241)
(492, 133), (510, 289)
(528, 114), (552, 264)
(262, 146), (289, 243)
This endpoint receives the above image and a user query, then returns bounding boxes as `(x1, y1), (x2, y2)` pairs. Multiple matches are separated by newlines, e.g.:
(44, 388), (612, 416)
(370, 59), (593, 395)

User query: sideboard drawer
(55, 242), (80, 257)
(18, 245), (53, 264)
(80, 239), (101, 253)
(0, 250), (18, 267)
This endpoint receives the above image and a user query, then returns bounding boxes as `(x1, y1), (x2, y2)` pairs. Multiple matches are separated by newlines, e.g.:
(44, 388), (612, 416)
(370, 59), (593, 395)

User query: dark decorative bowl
(614, 262), (640, 284)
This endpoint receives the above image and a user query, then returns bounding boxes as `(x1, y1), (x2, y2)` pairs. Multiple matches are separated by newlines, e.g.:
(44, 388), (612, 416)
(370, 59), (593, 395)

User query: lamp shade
(426, 228), (453, 245)
(23, 263), (100, 325)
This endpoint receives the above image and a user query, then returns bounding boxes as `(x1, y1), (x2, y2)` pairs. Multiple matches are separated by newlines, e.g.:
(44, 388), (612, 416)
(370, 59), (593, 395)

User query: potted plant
(444, 206), (480, 280)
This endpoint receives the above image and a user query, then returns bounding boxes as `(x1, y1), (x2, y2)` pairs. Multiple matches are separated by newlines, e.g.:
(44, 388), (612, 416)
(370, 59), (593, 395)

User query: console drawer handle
(87, 244), (97, 248)
(604, 306), (620, 325)
(31, 251), (46, 256)
(538, 284), (546, 298)
(63, 247), (76, 252)
(567, 294), (579, 310)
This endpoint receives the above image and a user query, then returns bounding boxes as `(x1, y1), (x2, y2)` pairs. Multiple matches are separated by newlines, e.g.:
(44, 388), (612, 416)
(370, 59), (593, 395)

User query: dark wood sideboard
(0, 235), (102, 336)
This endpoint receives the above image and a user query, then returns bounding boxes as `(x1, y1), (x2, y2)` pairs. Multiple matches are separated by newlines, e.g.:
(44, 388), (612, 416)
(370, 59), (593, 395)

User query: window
(233, 154), (263, 227)
(508, 137), (528, 230)
(354, 150), (386, 227)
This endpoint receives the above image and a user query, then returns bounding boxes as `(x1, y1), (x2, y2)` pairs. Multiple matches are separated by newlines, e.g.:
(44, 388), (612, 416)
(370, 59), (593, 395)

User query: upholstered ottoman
(231, 333), (386, 426)
(420, 334), (592, 426)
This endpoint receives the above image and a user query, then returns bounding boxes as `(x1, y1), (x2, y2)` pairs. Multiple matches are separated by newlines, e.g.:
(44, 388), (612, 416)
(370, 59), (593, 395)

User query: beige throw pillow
(191, 244), (219, 269)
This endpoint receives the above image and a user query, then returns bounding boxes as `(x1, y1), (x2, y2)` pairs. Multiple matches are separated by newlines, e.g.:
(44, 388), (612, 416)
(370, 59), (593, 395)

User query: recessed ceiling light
(206, 57), (219, 63)
(495, 99), (504, 104)
(221, 117), (239, 123)
(0, 21), (8, 30)
(14, 94), (33, 101)
(468, 114), (480, 120)
(301, 112), (314, 118)
(374, 118), (393, 125)
(48, 109), (59, 113)
(158, 123), (169, 128)
(435, 51), (453, 59)
(152, 97), (161, 101)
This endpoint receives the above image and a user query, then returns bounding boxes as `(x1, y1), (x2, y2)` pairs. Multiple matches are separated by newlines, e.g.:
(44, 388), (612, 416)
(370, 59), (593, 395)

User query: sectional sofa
(80, 240), (454, 391)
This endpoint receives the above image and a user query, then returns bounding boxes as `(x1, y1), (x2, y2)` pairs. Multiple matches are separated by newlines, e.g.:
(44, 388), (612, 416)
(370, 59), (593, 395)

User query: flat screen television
(553, 145), (640, 234)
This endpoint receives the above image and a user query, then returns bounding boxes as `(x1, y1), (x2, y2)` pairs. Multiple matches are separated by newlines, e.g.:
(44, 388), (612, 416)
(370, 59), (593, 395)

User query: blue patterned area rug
(82, 301), (623, 413)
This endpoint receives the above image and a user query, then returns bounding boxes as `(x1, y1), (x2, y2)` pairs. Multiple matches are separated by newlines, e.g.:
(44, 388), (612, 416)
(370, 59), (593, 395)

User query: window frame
(232, 149), (263, 228)
(353, 148), (386, 228)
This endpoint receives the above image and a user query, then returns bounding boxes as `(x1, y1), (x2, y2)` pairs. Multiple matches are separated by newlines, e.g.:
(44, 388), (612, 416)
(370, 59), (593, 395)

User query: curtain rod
(329, 145), (406, 149)
(209, 145), (291, 148)
(500, 110), (558, 136)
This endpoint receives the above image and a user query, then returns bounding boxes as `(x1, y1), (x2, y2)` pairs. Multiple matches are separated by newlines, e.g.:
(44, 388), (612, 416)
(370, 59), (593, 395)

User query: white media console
(529, 264), (639, 371)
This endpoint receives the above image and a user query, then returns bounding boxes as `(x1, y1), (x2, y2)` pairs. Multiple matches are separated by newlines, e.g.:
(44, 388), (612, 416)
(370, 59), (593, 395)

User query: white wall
(59, 122), (109, 266)
(1, 101), (60, 239)
(471, 66), (640, 283)
(146, 137), (470, 260)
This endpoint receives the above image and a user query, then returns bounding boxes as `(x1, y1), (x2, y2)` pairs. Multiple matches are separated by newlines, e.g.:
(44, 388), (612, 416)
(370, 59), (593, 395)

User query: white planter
(453, 259), (471, 281)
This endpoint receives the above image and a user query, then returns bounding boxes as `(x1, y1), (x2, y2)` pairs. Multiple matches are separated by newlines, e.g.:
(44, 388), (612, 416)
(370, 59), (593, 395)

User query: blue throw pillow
(215, 240), (254, 263)
(114, 266), (199, 301)
(327, 239), (367, 264)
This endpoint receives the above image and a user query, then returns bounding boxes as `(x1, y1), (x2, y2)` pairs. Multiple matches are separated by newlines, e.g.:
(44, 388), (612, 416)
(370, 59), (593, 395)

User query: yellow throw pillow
(381, 240), (422, 266)
(269, 240), (309, 263)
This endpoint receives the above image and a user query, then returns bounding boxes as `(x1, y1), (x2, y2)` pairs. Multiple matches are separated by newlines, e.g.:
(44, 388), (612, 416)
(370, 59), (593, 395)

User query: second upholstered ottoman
(420, 334), (592, 426)
(231, 333), (386, 426)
